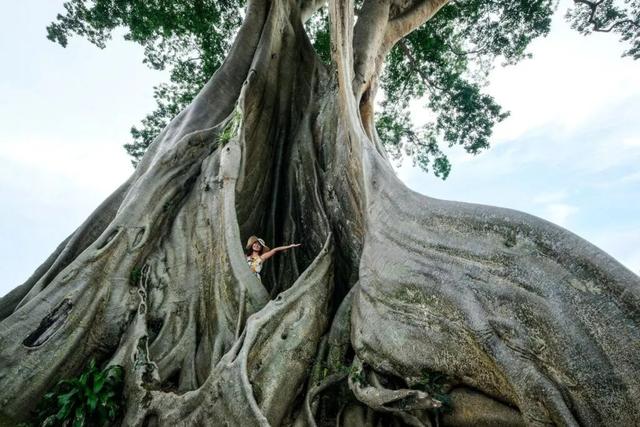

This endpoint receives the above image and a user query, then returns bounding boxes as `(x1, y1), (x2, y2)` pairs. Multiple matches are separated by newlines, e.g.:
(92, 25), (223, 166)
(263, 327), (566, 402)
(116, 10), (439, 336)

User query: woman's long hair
(246, 243), (263, 257)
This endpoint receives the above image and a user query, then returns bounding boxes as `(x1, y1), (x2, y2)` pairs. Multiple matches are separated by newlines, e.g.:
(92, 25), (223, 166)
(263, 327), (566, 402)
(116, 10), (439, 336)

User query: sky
(0, 1), (639, 297)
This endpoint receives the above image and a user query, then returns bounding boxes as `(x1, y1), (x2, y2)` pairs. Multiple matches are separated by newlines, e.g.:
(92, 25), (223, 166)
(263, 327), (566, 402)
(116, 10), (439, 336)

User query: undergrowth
(31, 358), (124, 427)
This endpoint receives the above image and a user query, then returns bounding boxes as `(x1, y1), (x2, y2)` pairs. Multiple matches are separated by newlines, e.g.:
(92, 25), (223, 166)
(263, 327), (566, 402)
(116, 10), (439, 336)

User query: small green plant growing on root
(34, 358), (124, 427)
(218, 106), (242, 147)
(348, 363), (366, 386)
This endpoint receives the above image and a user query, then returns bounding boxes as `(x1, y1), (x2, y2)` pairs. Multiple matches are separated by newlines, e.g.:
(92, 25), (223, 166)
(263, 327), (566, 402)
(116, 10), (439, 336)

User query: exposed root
(2, 1), (640, 426)
(347, 356), (440, 427)
(353, 143), (640, 426)
(442, 387), (525, 427)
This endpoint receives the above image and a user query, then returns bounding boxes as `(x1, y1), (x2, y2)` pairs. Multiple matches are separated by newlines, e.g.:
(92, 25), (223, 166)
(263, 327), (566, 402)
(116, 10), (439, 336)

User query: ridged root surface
(1, 0), (639, 426)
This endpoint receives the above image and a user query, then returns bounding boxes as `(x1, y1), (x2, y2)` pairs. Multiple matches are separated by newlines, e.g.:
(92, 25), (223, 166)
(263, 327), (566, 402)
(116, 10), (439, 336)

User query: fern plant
(35, 358), (124, 427)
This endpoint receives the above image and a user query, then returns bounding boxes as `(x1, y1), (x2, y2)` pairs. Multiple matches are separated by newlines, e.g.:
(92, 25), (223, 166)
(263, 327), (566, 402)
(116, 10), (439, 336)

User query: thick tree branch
(352, 0), (392, 97)
(329, 0), (358, 121)
(300, 0), (327, 22)
(382, 0), (451, 54)
(573, 0), (640, 33)
(350, 0), (452, 126)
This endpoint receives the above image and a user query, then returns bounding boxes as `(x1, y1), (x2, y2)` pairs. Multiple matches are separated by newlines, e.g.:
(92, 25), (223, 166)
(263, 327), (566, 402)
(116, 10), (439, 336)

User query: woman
(245, 235), (301, 280)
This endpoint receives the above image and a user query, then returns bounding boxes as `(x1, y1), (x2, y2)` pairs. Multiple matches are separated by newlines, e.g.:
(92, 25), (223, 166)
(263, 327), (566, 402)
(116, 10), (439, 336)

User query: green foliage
(35, 358), (124, 427)
(315, 358), (349, 385)
(304, 6), (332, 65)
(348, 364), (366, 386)
(378, 0), (555, 178)
(566, 0), (640, 60)
(218, 106), (243, 146)
(47, 0), (638, 175)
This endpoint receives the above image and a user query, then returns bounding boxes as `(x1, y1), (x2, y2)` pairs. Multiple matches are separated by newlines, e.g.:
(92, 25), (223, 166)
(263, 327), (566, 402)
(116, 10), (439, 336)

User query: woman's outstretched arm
(260, 243), (301, 261)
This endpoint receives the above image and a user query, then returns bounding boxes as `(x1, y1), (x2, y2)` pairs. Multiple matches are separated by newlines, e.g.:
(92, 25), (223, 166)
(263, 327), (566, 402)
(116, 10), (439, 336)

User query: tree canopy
(47, 0), (639, 178)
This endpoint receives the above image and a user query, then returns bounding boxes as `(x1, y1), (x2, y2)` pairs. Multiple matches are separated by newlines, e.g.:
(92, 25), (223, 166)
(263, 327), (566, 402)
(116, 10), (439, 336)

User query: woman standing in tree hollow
(245, 235), (300, 280)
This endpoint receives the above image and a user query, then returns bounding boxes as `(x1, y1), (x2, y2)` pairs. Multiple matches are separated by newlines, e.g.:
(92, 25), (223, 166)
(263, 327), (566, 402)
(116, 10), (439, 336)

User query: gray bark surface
(1, 0), (639, 425)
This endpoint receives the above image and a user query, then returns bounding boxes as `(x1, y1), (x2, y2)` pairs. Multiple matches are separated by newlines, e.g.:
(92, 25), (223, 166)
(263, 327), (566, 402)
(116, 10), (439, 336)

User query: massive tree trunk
(1, 0), (639, 426)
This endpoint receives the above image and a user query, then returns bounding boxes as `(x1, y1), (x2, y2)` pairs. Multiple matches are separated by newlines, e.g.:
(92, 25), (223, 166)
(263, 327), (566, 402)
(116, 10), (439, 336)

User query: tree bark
(1, 0), (639, 426)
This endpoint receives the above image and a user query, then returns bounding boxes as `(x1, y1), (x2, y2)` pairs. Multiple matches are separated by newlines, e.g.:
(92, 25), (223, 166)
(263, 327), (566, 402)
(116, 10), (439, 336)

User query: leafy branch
(567, 0), (640, 59)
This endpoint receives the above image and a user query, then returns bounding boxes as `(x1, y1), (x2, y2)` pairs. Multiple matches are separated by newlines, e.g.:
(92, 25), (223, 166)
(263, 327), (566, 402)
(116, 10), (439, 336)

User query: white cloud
(588, 229), (640, 275)
(532, 190), (569, 205)
(530, 190), (580, 228)
(0, 1), (161, 296)
(0, 138), (132, 193)
(619, 171), (640, 184)
(487, 0), (640, 144)
(622, 137), (640, 147)
(544, 203), (579, 227)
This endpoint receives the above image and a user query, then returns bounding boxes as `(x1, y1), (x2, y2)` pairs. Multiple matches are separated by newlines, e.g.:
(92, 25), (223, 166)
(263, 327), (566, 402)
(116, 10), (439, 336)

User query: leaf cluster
(218, 106), (243, 147)
(566, 0), (640, 59)
(47, 0), (638, 178)
(348, 363), (367, 386)
(34, 359), (124, 427)
(304, 6), (332, 65)
(378, 0), (556, 178)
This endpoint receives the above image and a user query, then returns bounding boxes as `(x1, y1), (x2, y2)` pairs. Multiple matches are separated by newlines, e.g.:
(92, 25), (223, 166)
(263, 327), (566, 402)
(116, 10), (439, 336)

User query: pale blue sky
(1, 1), (639, 297)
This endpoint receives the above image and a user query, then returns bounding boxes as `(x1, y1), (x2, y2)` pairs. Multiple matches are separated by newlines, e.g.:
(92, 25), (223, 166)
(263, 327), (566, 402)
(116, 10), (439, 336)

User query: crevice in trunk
(22, 298), (73, 348)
